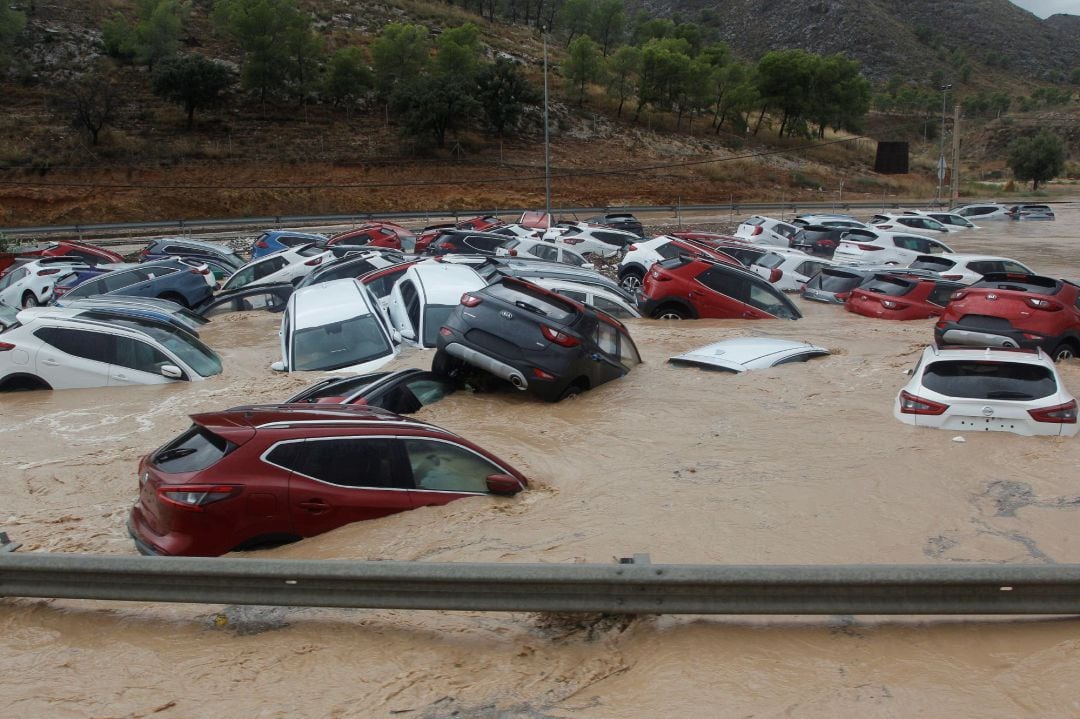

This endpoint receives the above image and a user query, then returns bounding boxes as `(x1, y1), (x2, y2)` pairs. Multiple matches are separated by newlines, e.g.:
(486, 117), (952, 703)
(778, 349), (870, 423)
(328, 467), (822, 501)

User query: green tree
(134, 0), (189, 71)
(434, 23), (481, 80)
(475, 58), (539, 135)
(634, 37), (691, 121)
(590, 0), (625, 56)
(564, 35), (603, 105)
(152, 53), (232, 128)
(605, 45), (639, 117)
(1008, 130), (1066, 190)
(754, 49), (817, 136)
(101, 13), (136, 61)
(558, 0), (592, 48)
(807, 54), (871, 138)
(371, 23), (430, 100)
(390, 74), (479, 148)
(56, 72), (120, 146)
(323, 47), (373, 112)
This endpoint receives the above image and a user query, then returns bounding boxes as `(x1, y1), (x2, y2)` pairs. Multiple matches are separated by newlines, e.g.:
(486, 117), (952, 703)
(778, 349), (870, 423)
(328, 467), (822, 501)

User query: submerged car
(1006, 204), (1055, 221)
(735, 216), (799, 248)
(138, 238), (244, 273)
(220, 244), (333, 293)
(833, 230), (954, 266)
(250, 230), (329, 258)
(639, 256), (801, 320)
(127, 404), (527, 556)
(894, 346), (1078, 437)
(669, 338), (829, 372)
(949, 203), (1011, 221)
(907, 254), (1035, 285)
(0, 309), (221, 391)
(273, 278), (398, 373)
(845, 274), (964, 321)
(59, 258), (215, 309)
(386, 262), (486, 348)
(435, 276), (642, 402)
(0, 257), (92, 308)
(285, 368), (455, 413)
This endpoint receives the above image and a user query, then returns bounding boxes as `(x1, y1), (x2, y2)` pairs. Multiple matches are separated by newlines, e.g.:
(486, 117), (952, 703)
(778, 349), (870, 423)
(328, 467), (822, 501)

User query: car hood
(669, 337), (830, 372)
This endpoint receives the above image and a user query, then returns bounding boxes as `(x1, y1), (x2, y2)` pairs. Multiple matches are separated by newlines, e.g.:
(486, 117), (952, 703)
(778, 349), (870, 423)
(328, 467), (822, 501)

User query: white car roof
(919, 345), (1051, 366)
(670, 337), (830, 373)
(529, 277), (627, 301)
(406, 262), (485, 304)
(291, 278), (374, 330)
(920, 253), (1021, 264)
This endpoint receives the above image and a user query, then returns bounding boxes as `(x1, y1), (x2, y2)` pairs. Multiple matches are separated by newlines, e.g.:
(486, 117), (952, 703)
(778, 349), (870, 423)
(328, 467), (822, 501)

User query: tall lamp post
(542, 28), (552, 225)
(936, 83), (952, 206)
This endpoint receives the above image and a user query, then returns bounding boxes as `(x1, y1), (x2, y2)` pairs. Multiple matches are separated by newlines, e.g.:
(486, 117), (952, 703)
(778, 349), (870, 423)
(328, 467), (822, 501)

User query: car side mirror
(270, 360), (287, 372)
(904, 368), (913, 376)
(486, 473), (524, 495)
(160, 364), (183, 379)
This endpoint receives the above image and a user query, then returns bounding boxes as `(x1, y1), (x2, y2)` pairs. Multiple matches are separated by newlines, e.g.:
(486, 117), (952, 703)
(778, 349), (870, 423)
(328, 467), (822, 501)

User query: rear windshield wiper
(514, 300), (547, 316)
(154, 447), (197, 462)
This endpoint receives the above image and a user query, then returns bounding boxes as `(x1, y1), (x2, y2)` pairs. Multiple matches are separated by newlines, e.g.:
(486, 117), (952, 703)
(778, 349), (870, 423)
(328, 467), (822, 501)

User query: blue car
(57, 258), (216, 309)
(251, 230), (329, 259)
(138, 238), (244, 279)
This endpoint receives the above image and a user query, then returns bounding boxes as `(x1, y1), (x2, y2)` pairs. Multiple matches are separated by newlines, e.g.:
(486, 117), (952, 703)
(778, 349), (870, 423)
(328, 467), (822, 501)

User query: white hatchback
(0, 258), (90, 308)
(907, 254), (1035, 285)
(735, 216), (799, 248)
(386, 262), (486, 348)
(833, 231), (954, 266)
(894, 346), (1078, 437)
(221, 244), (334, 293)
(494, 237), (592, 268)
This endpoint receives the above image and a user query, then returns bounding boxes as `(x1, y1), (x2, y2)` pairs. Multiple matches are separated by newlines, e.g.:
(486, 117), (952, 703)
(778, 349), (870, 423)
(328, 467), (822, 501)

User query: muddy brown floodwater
(3, 203), (1080, 718)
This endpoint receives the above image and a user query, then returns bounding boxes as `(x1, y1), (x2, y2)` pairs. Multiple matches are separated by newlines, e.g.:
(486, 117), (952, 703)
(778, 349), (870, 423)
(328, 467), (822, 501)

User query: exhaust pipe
(509, 374), (525, 388)
(444, 342), (529, 390)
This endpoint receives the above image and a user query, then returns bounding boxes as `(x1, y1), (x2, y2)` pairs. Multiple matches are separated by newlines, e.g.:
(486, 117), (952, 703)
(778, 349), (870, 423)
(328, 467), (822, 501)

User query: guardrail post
(0, 532), (20, 553)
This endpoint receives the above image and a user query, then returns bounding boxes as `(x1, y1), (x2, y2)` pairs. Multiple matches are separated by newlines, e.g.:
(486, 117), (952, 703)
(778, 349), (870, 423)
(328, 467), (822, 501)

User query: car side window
(593, 296), (633, 319)
(254, 257), (288, 280)
(927, 284), (959, 307)
(966, 261), (997, 276)
(113, 336), (176, 375)
(696, 266), (749, 302)
(0, 267), (28, 290)
(594, 321), (619, 355)
(655, 242), (681, 260)
(1001, 261), (1029, 274)
(558, 289), (588, 302)
(560, 251), (586, 267)
(400, 280), (421, 332)
(465, 236), (502, 253)
(530, 244), (558, 262)
(34, 327), (114, 364)
(925, 240), (948, 255)
(795, 261), (824, 277)
(403, 438), (499, 493)
(594, 231), (632, 248)
(268, 438), (405, 489)
(747, 283), (793, 318)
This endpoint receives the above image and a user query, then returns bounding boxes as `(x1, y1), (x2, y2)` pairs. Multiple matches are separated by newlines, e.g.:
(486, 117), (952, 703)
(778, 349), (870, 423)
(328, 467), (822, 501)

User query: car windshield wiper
(984, 391), (1035, 400)
(514, 300), (547, 316)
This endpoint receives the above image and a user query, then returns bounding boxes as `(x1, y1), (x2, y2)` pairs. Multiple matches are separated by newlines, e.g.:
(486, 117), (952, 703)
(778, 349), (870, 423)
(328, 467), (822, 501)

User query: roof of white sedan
(668, 337), (830, 373)
(291, 278), (375, 329)
(410, 261), (485, 304)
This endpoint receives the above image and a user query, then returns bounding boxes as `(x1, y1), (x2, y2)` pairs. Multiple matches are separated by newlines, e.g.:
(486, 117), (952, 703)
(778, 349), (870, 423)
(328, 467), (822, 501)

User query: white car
(756, 252), (840, 292)
(735, 216), (799, 248)
(833, 231), (954, 266)
(551, 224), (639, 258)
(221, 244), (334, 293)
(870, 213), (958, 234)
(894, 346), (1078, 437)
(526, 277), (641, 319)
(0, 258), (90, 308)
(950, 203), (1012, 221)
(792, 214), (868, 230)
(669, 337), (829, 373)
(907, 254), (1035, 285)
(488, 224), (543, 240)
(618, 235), (749, 294)
(908, 211), (979, 230)
(0, 308), (222, 391)
(273, 278), (398, 373)
(386, 262), (485, 348)
(495, 237), (592, 267)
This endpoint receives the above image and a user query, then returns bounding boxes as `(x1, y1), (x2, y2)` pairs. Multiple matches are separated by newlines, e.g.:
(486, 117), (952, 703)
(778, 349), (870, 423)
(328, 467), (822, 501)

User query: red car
(845, 274), (964, 321)
(639, 256), (801, 320)
(327, 222), (415, 252)
(934, 273), (1080, 361)
(669, 231), (744, 244)
(456, 215), (505, 232)
(127, 404), (527, 557)
(0, 241), (124, 276)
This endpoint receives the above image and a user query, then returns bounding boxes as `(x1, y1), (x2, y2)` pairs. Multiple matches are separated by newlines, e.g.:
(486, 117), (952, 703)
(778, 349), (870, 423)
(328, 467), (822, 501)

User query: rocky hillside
(634, 0), (1079, 82)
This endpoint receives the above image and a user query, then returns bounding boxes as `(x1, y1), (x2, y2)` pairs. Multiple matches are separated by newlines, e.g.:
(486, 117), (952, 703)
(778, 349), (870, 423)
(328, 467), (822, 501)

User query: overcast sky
(1010, 0), (1079, 17)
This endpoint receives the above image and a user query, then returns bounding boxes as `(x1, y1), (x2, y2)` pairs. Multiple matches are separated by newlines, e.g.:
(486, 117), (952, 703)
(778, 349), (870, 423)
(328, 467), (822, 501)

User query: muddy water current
(3, 204), (1080, 717)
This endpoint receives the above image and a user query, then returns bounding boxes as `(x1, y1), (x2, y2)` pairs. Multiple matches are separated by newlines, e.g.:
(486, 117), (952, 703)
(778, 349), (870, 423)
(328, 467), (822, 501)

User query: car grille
(465, 329), (522, 358)
(956, 314), (1015, 330)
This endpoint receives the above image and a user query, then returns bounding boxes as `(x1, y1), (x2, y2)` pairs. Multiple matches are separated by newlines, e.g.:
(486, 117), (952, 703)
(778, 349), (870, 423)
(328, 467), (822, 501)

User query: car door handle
(42, 358), (59, 366)
(741, 311), (754, 318)
(114, 373), (128, 380)
(299, 499), (330, 514)
(688, 289), (703, 297)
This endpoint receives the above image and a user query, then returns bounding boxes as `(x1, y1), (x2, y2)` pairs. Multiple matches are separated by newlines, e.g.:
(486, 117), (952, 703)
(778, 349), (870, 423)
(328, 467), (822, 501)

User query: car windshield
(292, 314), (392, 371)
(108, 317), (222, 377)
(860, 275), (915, 297)
(422, 305), (457, 347)
(922, 360), (1057, 401)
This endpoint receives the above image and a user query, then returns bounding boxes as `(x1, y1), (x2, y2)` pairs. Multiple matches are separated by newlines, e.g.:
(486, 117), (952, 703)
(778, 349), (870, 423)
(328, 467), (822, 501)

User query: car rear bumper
(801, 288), (845, 304)
(127, 518), (163, 556)
(443, 342), (529, 390)
(938, 328), (1023, 348)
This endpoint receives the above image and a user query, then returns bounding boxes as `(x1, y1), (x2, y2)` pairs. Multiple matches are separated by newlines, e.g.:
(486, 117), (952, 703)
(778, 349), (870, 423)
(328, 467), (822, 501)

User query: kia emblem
(500, 310), (514, 320)
(986, 293), (998, 300)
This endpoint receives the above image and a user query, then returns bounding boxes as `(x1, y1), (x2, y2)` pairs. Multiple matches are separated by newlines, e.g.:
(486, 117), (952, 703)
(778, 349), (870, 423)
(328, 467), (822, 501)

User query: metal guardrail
(0, 201), (961, 241)
(2, 547), (1079, 614)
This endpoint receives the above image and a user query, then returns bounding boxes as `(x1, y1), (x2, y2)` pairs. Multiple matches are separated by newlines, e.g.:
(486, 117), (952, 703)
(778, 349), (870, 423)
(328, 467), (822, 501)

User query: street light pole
(936, 83), (952, 206)
(542, 28), (552, 225)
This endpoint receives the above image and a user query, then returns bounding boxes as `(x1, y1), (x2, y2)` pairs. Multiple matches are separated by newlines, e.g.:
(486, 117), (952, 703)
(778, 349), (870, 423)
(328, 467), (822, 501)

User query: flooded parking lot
(3, 203), (1080, 717)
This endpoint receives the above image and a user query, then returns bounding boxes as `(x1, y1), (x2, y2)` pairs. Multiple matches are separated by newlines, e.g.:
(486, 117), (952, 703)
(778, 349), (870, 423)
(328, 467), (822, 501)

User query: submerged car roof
(290, 278), (376, 329)
(407, 262), (485, 304)
(197, 403), (448, 434)
(670, 337), (829, 373)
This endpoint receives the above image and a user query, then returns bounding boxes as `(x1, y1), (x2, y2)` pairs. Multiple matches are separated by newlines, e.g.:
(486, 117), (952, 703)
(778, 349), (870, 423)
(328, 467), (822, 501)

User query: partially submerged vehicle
(669, 338), (829, 373)
(284, 368), (455, 413)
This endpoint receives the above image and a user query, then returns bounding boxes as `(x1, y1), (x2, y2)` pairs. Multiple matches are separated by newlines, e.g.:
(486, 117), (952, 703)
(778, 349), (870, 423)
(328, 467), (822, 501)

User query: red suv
(639, 256), (801, 320)
(934, 273), (1080, 360)
(845, 274), (964, 321)
(327, 222), (416, 252)
(127, 404), (527, 556)
(1, 241), (124, 276)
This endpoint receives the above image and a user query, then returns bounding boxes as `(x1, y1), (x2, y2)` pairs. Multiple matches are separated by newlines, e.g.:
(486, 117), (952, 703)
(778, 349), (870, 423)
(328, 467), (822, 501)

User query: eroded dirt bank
(2, 206), (1080, 717)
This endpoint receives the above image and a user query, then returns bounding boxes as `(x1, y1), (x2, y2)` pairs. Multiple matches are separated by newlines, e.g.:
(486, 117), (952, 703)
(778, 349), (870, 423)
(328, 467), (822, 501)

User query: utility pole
(936, 83), (952, 206)
(950, 104), (961, 206)
(542, 27), (552, 225)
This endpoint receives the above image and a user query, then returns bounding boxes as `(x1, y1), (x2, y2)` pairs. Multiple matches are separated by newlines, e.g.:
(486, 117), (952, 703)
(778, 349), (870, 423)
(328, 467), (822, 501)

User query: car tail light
(532, 367), (557, 381)
(898, 390), (948, 415)
(1025, 297), (1062, 311)
(836, 292), (850, 300)
(255, 240), (269, 249)
(950, 289), (968, 301)
(941, 274), (962, 280)
(768, 268), (782, 283)
(508, 248), (517, 256)
(0, 342), (15, 351)
(540, 324), (580, 347)
(437, 241), (455, 250)
(562, 237), (583, 245)
(1028, 400), (1078, 424)
(138, 247), (150, 258)
(751, 226), (763, 236)
(1021, 332), (1044, 340)
(628, 244), (637, 251)
(880, 299), (900, 309)
(158, 485), (239, 511)
(304, 256), (324, 266)
(38, 268), (62, 276)
(854, 244), (883, 251)
(188, 266), (210, 275)
(460, 293), (482, 307)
